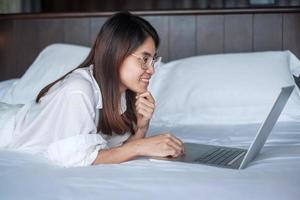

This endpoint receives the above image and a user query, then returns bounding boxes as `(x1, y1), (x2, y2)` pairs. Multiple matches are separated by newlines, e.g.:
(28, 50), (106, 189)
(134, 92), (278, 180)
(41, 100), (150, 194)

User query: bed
(0, 122), (300, 200)
(1, 8), (300, 200)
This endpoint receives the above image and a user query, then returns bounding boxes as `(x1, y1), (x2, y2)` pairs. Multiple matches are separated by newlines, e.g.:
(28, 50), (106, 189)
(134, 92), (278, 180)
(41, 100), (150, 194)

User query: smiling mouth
(140, 75), (151, 83)
(140, 78), (150, 83)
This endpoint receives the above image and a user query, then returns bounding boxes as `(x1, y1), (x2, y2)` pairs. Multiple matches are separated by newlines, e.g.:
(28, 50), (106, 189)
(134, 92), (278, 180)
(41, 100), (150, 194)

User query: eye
(142, 56), (150, 64)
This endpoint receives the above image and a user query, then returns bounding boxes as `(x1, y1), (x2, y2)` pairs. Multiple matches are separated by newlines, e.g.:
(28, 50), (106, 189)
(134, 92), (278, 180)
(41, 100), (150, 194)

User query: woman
(0, 12), (184, 167)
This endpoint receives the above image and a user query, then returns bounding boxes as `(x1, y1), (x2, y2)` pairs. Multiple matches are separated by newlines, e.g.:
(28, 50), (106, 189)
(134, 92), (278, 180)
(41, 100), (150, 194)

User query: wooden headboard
(0, 8), (300, 82)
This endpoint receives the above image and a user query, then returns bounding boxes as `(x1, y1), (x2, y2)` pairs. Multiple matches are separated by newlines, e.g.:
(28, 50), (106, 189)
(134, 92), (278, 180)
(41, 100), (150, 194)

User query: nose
(146, 65), (155, 75)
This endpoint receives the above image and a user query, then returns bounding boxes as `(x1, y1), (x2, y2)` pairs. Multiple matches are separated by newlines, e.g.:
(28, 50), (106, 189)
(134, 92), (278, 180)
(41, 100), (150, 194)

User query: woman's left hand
(135, 91), (155, 131)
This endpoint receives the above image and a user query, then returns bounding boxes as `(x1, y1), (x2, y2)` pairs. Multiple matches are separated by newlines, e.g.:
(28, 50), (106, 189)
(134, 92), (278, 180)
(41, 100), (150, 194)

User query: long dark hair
(36, 11), (160, 136)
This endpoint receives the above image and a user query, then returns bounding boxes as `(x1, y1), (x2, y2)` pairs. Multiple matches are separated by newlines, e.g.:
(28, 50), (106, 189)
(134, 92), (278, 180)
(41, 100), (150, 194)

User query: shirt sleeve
(45, 133), (108, 167)
(43, 88), (107, 168)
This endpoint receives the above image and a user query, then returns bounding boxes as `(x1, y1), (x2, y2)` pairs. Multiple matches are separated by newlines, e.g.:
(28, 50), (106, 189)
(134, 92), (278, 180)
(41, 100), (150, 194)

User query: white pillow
(0, 79), (19, 101)
(1, 43), (90, 104)
(149, 51), (300, 126)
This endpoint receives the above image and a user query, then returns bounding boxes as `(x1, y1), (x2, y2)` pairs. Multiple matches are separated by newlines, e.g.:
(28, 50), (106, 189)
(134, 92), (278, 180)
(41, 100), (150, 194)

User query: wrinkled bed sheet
(1, 122), (300, 200)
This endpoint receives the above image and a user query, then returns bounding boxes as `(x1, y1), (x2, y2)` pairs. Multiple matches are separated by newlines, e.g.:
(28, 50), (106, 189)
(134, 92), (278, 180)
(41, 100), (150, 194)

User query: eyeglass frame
(131, 53), (162, 70)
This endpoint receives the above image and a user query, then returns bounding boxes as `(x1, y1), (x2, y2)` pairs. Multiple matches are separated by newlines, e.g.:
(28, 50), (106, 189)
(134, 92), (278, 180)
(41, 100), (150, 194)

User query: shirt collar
(88, 65), (102, 109)
(120, 92), (127, 114)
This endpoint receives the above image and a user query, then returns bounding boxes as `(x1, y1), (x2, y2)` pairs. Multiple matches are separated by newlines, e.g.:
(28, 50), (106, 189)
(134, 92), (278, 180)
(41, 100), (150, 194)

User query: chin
(135, 85), (148, 93)
(128, 82), (148, 93)
(136, 87), (147, 93)
(127, 86), (145, 94)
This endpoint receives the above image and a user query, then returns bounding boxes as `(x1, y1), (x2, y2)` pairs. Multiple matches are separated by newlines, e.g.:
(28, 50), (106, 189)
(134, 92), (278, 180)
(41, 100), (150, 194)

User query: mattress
(1, 122), (299, 200)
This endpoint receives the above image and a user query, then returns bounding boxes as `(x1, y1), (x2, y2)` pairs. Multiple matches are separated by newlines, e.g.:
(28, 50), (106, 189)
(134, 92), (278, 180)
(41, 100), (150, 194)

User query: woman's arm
(92, 133), (184, 165)
(125, 127), (147, 142)
(123, 91), (153, 142)
(92, 125), (148, 164)
(92, 92), (185, 165)
(92, 140), (140, 164)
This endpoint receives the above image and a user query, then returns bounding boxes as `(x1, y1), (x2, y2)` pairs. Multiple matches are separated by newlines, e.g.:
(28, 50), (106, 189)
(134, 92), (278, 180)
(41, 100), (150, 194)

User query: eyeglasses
(131, 53), (162, 70)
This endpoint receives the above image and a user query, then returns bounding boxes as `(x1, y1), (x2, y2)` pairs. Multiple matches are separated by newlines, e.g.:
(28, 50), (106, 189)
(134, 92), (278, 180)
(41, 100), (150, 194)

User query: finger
(137, 91), (155, 103)
(136, 107), (153, 115)
(137, 108), (152, 119)
(136, 91), (150, 97)
(135, 99), (154, 112)
(135, 101), (155, 114)
(165, 134), (184, 149)
(167, 136), (184, 154)
(135, 100), (154, 111)
(163, 135), (183, 152)
(166, 141), (183, 157)
(136, 99), (154, 111)
(135, 97), (155, 109)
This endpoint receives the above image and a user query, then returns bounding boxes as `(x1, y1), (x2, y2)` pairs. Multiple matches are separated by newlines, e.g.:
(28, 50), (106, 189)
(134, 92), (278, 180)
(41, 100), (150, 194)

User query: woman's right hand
(93, 133), (184, 165)
(129, 133), (185, 158)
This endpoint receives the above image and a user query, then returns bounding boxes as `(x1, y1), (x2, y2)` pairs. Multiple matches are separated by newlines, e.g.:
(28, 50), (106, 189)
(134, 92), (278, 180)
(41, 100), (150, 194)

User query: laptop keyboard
(194, 148), (246, 166)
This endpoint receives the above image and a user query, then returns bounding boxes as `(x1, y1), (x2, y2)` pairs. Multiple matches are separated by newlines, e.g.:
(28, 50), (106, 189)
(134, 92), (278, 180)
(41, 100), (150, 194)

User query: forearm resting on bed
(92, 128), (148, 165)
(92, 139), (143, 165)
(92, 133), (185, 165)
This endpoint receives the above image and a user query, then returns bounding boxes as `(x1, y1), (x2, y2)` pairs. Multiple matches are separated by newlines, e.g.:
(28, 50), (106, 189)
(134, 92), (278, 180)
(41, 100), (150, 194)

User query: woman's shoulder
(62, 66), (97, 93)
(61, 66), (102, 109)
(64, 68), (93, 93)
(42, 66), (102, 109)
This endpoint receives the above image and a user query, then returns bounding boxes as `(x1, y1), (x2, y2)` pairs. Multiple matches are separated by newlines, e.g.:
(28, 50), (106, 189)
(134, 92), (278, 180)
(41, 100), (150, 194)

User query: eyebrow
(141, 51), (156, 57)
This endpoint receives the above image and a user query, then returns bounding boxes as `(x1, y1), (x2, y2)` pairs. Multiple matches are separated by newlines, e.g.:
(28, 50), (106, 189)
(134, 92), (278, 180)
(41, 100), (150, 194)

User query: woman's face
(119, 37), (156, 94)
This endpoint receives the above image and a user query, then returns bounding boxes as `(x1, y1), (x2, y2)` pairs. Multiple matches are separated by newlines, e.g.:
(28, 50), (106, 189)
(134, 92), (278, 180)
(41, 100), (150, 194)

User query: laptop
(150, 85), (295, 169)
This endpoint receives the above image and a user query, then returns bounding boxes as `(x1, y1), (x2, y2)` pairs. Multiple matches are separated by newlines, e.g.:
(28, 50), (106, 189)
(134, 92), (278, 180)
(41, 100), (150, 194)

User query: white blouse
(0, 66), (130, 167)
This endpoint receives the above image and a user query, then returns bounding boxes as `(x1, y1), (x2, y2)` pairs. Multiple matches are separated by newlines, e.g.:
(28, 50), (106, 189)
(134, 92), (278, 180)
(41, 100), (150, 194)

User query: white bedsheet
(1, 122), (299, 200)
